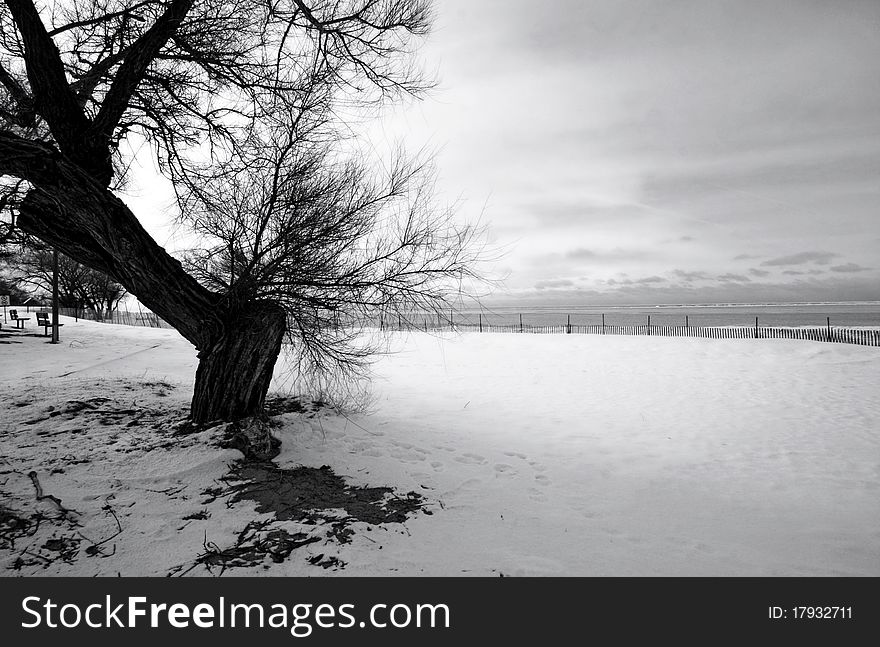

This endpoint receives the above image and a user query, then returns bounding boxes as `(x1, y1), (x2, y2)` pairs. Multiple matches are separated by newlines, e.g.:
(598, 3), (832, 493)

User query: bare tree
(11, 243), (127, 317)
(180, 129), (483, 397)
(0, 1), (481, 450)
(0, 275), (29, 302)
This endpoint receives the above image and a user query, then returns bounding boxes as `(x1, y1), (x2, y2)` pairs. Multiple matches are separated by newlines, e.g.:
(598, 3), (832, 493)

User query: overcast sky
(132, 0), (880, 306)
(365, 0), (880, 305)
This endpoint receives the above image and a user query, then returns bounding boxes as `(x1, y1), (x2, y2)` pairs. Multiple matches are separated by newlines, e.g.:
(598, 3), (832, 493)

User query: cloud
(660, 235), (696, 245)
(718, 273), (751, 282)
(636, 275), (666, 284)
(561, 247), (660, 263)
(760, 251), (839, 267)
(565, 248), (597, 260)
(527, 201), (650, 227)
(830, 263), (871, 273)
(673, 269), (709, 281)
(413, 1), (880, 303)
(534, 279), (575, 290)
(489, 274), (880, 307)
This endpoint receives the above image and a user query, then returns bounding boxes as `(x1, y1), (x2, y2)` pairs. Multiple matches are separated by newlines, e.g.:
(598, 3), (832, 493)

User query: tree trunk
(191, 300), (287, 424)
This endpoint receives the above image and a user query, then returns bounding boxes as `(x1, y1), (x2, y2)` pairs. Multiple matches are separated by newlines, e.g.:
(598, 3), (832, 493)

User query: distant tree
(13, 244), (127, 317)
(0, 0), (481, 454)
(0, 179), (24, 259)
(0, 275), (29, 303)
(1, 187), (32, 303)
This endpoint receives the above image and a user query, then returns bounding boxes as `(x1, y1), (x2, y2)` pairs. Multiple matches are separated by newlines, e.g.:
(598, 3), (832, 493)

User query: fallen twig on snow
(78, 502), (123, 557)
(27, 471), (80, 522)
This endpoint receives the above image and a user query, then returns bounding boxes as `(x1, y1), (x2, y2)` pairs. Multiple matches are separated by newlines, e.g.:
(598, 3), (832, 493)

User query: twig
(170, 561), (200, 578)
(337, 412), (383, 436)
(201, 530), (226, 577)
(27, 471), (79, 520)
(16, 547), (52, 566)
(78, 503), (123, 556)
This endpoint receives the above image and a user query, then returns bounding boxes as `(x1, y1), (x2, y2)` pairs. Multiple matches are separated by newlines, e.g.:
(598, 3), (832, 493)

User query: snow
(1, 317), (878, 576)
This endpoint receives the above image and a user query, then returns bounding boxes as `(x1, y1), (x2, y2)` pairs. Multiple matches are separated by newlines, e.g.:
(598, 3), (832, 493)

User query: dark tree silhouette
(11, 243), (127, 317)
(0, 276), (29, 302)
(0, 0), (479, 449)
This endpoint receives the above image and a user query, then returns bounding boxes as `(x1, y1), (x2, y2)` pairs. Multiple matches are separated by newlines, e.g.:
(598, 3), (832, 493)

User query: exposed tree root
(220, 416), (281, 462)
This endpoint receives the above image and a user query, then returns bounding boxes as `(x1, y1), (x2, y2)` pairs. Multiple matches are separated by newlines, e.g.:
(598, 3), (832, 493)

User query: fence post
(519, 313), (523, 333)
(685, 315), (688, 331)
(602, 313), (605, 334)
(479, 312), (483, 333)
(566, 314), (571, 334)
(826, 316), (831, 342)
(647, 315), (651, 336)
(755, 316), (759, 339)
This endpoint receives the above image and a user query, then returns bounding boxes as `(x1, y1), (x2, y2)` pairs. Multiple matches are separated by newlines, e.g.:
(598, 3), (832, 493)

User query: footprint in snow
(390, 449), (427, 463)
(392, 441), (429, 455)
(527, 488), (547, 502)
(454, 453), (488, 465)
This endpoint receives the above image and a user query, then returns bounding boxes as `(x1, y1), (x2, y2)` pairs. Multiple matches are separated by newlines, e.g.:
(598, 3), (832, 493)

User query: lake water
(448, 302), (880, 328)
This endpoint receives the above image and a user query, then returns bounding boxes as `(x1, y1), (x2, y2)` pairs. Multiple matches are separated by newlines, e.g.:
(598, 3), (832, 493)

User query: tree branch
(91, 0), (195, 141)
(69, 45), (132, 106)
(3, 0), (91, 145)
(0, 59), (33, 121)
(47, 1), (152, 37)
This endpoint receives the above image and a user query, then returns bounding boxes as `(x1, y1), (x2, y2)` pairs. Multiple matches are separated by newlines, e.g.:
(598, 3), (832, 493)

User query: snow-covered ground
(1, 317), (878, 576)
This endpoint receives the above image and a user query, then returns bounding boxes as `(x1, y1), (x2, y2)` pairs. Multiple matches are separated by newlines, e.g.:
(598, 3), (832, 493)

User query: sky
(130, 0), (880, 306)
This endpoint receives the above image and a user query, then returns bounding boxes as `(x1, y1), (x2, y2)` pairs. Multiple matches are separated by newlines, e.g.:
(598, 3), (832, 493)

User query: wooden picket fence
(58, 307), (173, 329)
(408, 321), (880, 347)
(41, 305), (880, 348)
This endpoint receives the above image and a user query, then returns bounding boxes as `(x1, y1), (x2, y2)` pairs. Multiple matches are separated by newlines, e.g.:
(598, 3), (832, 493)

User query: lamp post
(51, 248), (59, 343)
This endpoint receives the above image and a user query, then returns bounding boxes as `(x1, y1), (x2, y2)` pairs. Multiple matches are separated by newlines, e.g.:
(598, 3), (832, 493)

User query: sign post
(0, 295), (8, 323)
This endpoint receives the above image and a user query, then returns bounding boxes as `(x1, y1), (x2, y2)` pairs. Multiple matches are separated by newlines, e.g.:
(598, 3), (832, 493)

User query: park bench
(36, 311), (64, 337)
(9, 309), (30, 329)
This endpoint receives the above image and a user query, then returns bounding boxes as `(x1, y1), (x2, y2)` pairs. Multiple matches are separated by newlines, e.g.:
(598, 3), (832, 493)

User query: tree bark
(191, 300), (287, 424)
